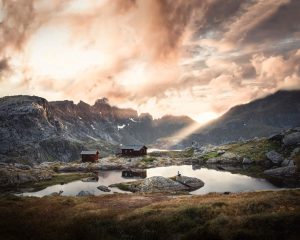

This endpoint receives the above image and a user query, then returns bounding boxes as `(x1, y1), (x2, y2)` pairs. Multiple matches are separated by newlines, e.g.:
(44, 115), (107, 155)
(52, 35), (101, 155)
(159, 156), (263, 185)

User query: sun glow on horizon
(193, 112), (220, 125)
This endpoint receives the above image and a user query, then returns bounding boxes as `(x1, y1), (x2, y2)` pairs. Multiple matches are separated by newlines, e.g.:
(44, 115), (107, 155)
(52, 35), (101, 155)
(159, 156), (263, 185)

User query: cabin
(121, 145), (147, 157)
(81, 150), (99, 162)
(122, 169), (147, 178)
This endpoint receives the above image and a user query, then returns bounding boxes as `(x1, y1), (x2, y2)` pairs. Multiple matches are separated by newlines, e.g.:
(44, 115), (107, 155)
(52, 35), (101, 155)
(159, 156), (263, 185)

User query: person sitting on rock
(177, 171), (181, 177)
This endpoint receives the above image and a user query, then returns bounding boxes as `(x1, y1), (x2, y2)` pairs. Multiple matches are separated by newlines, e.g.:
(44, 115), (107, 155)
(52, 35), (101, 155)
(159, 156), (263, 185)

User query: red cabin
(81, 150), (99, 162)
(121, 145), (147, 157)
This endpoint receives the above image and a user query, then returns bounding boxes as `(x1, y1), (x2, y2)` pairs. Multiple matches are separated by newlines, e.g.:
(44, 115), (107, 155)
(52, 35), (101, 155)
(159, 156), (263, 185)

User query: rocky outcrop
(266, 151), (284, 165)
(283, 132), (300, 146)
(207, 152), (242, 164)
(0, 164), (53, 188)
(111, 175), (204, 193)
(264, 166), (297, 177)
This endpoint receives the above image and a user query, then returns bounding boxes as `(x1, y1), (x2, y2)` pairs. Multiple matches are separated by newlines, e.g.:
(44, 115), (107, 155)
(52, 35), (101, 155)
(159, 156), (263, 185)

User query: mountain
(0, 95), (195, 164)
(179, 90), (300, 147)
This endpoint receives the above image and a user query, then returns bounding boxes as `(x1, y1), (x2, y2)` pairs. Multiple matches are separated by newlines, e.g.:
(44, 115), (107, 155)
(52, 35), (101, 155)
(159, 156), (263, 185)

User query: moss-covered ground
(0, 189), (299, 240)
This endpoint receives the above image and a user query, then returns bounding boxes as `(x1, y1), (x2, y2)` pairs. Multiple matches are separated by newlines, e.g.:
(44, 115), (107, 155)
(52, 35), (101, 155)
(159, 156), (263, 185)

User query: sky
(0, 0), (300, 124)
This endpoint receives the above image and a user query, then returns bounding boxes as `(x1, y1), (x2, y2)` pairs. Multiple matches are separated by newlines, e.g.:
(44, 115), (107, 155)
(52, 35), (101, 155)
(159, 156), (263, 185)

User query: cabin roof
(81, 150), (99, 155)
(121, 145), (147, 151)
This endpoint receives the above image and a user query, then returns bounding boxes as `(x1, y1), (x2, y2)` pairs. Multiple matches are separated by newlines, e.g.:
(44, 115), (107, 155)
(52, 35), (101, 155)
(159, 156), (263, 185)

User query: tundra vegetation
(0, 190), (299, 240)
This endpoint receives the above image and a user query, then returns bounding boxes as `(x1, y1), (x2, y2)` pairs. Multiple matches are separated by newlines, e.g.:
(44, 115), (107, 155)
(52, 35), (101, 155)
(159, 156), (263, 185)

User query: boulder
(77, 190), (93, 196)
(281, 159), (295, 167)
(81, 176), (99, 182)
(97, 185), (111, 192)
(48, 190), (63, 196)
(113, 175), (205, 193)
(268, 133), (284, 142)
(242, 158), (254, 164)
(264, 166), (297, 177)
(217, 150), (225, 155)
(175, 176), (204, 189)
(283, 132), (300, 146)
(266, 151), (284, 164)
(14, 163), (32, 170)
(139, 176), (187, 192)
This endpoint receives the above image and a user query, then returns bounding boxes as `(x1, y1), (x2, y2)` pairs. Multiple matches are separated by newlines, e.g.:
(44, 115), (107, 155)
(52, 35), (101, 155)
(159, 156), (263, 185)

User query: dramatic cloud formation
(0, 0), (299, 124)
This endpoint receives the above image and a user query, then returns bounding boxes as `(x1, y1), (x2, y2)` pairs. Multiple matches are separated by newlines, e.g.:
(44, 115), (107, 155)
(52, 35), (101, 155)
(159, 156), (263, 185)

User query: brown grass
(0, 189), (300, 240)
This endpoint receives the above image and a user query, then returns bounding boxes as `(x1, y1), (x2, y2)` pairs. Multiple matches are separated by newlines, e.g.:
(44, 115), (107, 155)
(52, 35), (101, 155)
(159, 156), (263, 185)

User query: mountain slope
(181, 90), (300, 146)
(0, 95), (195, 164)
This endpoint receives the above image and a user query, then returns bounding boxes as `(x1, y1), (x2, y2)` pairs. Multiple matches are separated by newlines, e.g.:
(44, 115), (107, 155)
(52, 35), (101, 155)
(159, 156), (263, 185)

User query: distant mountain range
(1, 90), (299, 164)
(178, 90), (300, 147)
(0, 95), (194, 164)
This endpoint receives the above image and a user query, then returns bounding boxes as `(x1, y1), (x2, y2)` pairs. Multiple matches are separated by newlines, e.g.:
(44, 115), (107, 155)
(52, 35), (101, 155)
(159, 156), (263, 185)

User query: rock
(268, 133), (284, 142)
(0, 165), (53, 187)
(77, 190), (93, 196)
(175, 176), (204, 189)
(266, 151), (284, 164)
(14, 163), (32, 170)
(281, 159), (295, 167)
(217, 150), (225, 155)
(242, 158), (254, 164)
(97, 185), (111, 192)
(290, 147), (300, 158)
(81, 176), (99, 182)
(264, 166), (297, 177)
(206, 152), (242, 164)
(113, 175), (205, 193)
(48, 190), (63, 196)
(139, 176), (187, 192)
(283, 132), (300, 146)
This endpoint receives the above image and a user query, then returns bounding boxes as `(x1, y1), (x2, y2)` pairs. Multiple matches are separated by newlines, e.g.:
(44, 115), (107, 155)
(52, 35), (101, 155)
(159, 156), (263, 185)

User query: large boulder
(266, 151), (284, 164)
(139, 176), (188, 192)
(111, 175), (205, 193)
(283, 132), (300, 146)
(264, 166), (297, 177)
(175, 176), (204, 189)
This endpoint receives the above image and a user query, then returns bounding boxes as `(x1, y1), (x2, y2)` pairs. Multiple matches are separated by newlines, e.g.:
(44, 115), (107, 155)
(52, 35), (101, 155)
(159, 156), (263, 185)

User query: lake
(20, 165), (278, 197)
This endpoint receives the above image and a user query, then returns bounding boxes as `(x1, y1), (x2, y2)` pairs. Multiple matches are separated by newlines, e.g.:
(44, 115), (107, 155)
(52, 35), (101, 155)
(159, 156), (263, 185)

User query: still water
(20, 165), (278, 197)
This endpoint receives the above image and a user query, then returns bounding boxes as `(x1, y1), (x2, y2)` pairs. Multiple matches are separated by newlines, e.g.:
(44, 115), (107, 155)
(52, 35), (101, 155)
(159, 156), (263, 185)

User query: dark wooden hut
(81, 150), (99, 162)
(121, 145), (147, 157)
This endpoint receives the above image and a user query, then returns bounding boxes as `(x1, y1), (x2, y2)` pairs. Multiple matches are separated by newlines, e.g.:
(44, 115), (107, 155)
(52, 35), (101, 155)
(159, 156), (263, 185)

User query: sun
(193, 112), (220, 125)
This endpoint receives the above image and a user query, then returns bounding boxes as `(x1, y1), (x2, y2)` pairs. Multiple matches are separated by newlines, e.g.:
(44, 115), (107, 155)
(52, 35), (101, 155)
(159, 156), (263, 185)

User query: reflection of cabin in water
(121, 145), (147, 157)
(122, 169), (147, 178)
(81, 150), (99, 162)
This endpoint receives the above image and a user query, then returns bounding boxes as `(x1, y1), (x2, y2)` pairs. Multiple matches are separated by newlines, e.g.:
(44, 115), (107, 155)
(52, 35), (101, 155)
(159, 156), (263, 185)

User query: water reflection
(20, 165), (278, 197)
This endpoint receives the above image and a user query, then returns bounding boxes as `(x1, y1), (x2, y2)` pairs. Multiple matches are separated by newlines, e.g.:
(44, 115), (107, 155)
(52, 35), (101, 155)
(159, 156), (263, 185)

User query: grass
(0, 190), (299, 240)
(202, 151), (219, 161)
(141, 157), (157, 163)
(224, 138), (281, 162)
(149, 148), (194, 158)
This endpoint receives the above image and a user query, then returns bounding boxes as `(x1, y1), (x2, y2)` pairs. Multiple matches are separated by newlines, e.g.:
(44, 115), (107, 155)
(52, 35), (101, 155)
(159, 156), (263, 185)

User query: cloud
(0, 0), (299, 121)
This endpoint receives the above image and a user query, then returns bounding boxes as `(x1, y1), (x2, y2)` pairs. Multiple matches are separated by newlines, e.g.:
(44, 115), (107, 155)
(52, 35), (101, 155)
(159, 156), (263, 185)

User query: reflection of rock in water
(122, 169), (147, 178)
(192, 164), (201, 170)
(98, 171), (111, 179)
